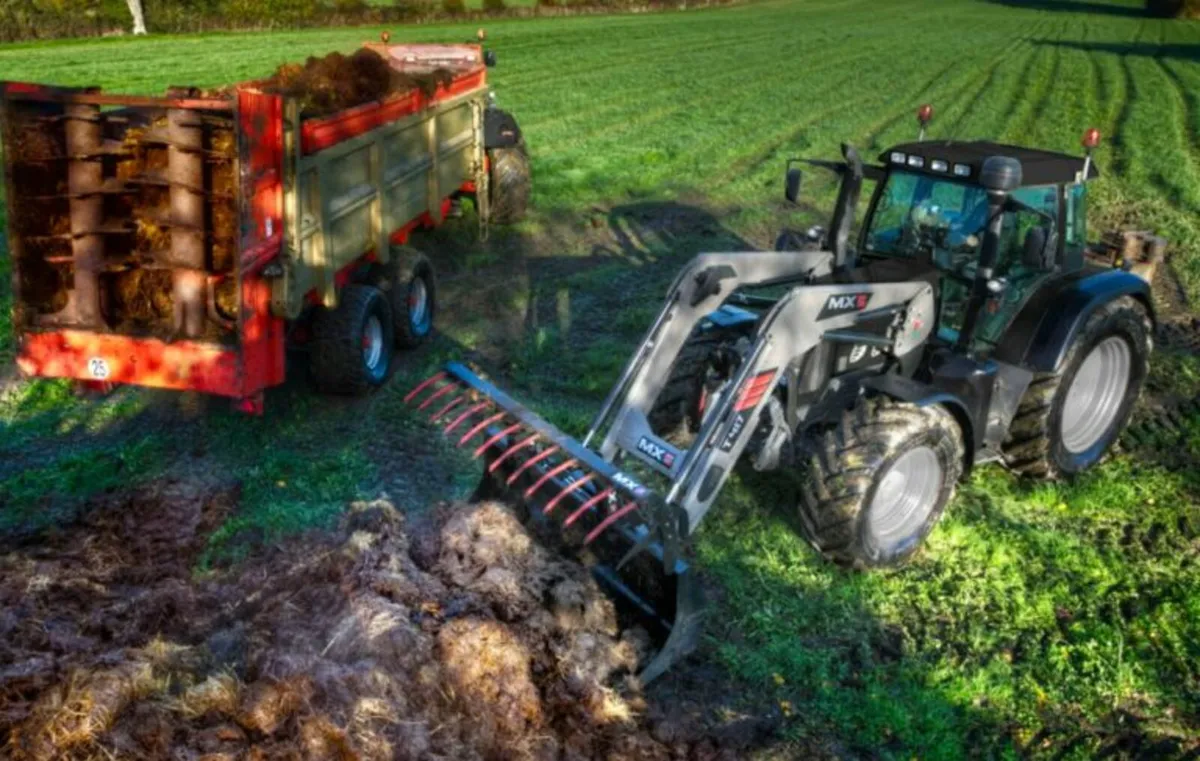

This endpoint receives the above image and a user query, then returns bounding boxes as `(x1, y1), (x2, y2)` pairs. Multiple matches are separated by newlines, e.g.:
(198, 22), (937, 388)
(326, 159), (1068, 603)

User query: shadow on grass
(1033, 38), (1200, 61)
(983, 0), (1155, 18)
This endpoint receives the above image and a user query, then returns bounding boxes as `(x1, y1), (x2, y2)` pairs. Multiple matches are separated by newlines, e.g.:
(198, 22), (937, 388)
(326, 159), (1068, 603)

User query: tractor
(404, 106), (1155, 682)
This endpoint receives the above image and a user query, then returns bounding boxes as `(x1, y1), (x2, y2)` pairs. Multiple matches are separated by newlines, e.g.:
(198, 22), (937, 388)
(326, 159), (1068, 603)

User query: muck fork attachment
(405, 361), (703, 684)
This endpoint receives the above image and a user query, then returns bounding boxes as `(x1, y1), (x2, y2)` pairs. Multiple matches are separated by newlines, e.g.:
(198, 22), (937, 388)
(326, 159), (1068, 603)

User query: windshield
(864, 171), (990, 261)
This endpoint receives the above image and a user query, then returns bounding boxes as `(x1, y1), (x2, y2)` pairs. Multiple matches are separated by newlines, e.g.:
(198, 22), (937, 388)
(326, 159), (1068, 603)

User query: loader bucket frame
(407, 250), (937, 681)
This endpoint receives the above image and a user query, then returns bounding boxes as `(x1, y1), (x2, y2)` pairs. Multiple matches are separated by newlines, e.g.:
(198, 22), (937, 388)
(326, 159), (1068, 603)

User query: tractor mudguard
(994, 268), (1154, 373)
(483, 107), (522, 148)
(859, 372), (976, 469)
(704, 304), (759, 331)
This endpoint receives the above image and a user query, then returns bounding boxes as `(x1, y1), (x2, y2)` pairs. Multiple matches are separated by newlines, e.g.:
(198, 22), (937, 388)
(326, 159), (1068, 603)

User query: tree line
(0, 0), (734, 42)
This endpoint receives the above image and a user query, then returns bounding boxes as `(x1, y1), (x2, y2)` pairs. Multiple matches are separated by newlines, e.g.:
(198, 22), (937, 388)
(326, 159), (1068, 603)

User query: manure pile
(0, 480), (757, 760)
(248, 48), (455, 117)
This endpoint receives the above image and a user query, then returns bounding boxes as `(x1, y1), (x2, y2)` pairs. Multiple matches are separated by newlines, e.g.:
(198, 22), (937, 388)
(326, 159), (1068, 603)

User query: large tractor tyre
(1003, 296), (1151, 479)
(798, 397), (964, 569)
(488, 144), (531, 225)
(648, 329), (742, 446)
(382, 246), (436, 349)
(311, 284), (395, 395)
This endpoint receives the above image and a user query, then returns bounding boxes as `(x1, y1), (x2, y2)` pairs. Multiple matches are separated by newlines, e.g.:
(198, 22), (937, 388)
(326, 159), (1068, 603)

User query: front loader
(406, 106), (1156, 681)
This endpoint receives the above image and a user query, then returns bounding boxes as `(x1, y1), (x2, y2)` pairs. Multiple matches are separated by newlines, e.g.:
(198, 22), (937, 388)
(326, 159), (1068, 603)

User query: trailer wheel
(311, 284), (394, 395)
(798, 396), (964, 569)
(649, 329), (743, 446)
(384, 247), (436, 349)
(1003, 296), (1150, 478)
(488, 144), (531, 225)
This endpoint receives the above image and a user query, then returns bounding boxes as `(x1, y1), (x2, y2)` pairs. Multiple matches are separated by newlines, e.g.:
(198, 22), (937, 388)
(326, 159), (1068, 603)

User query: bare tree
(126, 0), (147, 34)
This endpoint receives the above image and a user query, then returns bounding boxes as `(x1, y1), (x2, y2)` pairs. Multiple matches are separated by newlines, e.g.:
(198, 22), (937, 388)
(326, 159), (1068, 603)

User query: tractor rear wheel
(649, 328), (744, 446)
(383, 246), (436, 349)
(1003, 296), (1150, 478)
(311, 284), (395, 395)
(798, 396), (964, 569)
(488, 144), (531, 224)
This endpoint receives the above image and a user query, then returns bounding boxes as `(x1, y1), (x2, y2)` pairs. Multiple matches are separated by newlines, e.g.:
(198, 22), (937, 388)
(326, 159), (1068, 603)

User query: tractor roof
(880, 140), (1099, 186)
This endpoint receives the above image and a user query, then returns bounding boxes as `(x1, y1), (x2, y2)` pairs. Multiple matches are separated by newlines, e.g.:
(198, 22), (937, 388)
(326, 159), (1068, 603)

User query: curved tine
(541, 472), (596, 515)
(459, 412), (508, 447)
(505, 445), (560, 486)
(524, 459), (579, 499)
(584, 502), (639, 545)
(404, 371), (447, 403)
(473, 423), (523, 457)
(488, 433), (540, 473)
(430, 394), (471, 423)
(563, 487), (612, 527)
(445, 401), (492, 433)
(418, 383), (459, 411)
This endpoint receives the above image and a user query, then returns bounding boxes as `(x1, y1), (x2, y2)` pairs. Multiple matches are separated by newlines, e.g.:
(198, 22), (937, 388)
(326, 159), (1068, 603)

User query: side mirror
(483, 50), (497, 67)
(1022, 226), (1056, 269)
(785, 168), (803, 204)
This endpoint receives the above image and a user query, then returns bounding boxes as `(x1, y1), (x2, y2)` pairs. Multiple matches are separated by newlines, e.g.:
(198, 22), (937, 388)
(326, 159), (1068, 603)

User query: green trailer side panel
(274, 90), (486, 318)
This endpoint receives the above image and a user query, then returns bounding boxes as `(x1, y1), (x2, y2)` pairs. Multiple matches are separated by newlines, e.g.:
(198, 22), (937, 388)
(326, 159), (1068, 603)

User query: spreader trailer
(2, 34), (530, 411)
(406, 106), (1157, 681)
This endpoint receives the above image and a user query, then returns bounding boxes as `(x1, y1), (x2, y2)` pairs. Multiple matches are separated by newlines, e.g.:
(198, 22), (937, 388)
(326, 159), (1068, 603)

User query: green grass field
(2, 0), (1200, 758)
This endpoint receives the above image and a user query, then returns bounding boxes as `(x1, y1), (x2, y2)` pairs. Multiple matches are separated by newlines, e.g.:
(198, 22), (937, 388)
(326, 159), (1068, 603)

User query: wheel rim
(362, 315), (385, 372)
(1060, 336), (1131, 454)
(868, 446), (943, 549)
(408, 277), (431, 336)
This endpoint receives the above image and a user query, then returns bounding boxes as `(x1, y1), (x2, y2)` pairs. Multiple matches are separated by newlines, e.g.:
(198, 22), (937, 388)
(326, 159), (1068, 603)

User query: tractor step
(405, 362), (703, 683)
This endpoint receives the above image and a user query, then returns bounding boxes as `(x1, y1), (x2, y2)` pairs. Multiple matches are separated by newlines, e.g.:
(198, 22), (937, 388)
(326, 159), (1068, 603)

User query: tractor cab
(782, 108), (1103, 358)
(862, 139), (1096, 349)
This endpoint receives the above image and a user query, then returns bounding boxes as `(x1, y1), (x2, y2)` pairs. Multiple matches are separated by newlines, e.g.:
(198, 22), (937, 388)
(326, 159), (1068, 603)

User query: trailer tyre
(311, 284), (395, 395)
(1003, 296), (1150, 478)
(385, 247), (436, 349)
(798, 397), (964, 569)
(488, 144), (531, 225)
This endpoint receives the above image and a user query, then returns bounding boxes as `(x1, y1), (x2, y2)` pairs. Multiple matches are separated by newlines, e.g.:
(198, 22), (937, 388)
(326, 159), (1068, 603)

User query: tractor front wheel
(1003, 296), (1151, 478)
(798, 397), (964, 569)
(649, 328), (744, 447)
(311, 284), (395, 395)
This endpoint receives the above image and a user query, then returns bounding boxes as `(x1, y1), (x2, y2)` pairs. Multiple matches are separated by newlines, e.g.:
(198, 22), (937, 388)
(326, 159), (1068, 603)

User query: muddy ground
(0, 477), (779, 760)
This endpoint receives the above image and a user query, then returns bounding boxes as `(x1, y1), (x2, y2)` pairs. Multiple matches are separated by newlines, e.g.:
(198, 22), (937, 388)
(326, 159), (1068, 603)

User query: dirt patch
(1, 487), (769, 759)
(252, 48), (455, 118)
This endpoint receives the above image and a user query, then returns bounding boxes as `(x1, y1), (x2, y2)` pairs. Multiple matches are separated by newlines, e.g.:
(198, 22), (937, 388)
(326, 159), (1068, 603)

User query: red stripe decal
(404, 371), (447, 403)
(734, 370), (776, 412)
(444, 402), (491, 433)
(525, 459), (579, 499)
(584, 502), (639, 545)
(489, 433), (540, 473)
(563, 487), (613, 527)
(505, 446), (560, 485)
(458, 412), (507, 447)
(474, 423), (524, 458)
(416, 382), (457, 410)
(542, 473), (596, 516)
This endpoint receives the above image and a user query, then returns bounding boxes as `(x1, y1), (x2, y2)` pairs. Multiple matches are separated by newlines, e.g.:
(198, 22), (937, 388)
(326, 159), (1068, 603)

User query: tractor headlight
(931, 159), (948, 172)
(907, 155), (925, 168)
(953, 163), (971, 177)
(890, 151), (906, 164)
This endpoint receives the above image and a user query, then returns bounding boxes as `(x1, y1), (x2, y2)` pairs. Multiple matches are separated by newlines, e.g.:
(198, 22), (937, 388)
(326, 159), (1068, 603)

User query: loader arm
(588, 251), (936, 532)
